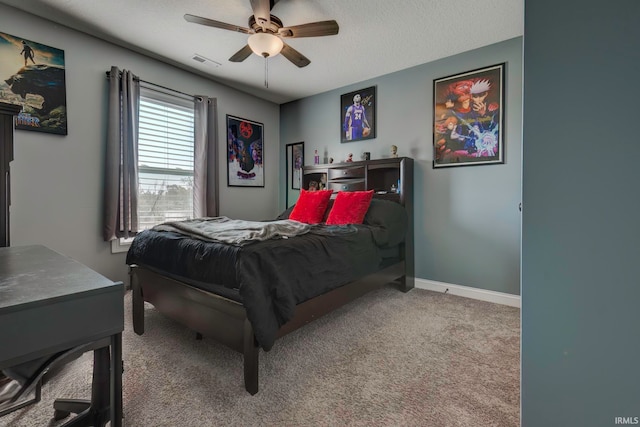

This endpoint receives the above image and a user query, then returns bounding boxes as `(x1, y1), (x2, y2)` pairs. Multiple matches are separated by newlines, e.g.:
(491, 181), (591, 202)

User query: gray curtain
(103, 66), (139, 241)
(193, 96), (219, 218)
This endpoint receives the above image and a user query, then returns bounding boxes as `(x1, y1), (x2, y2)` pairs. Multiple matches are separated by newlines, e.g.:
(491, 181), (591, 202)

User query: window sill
(111, 237), (133, 254)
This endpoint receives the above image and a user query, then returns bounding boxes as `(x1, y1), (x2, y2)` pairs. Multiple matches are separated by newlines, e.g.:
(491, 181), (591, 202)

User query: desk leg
(55, 342), (113, 426)
(110, 333), (122, 427)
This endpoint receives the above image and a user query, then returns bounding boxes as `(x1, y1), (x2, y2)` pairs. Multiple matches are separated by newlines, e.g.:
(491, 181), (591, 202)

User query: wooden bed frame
(130, 157), (414, 394)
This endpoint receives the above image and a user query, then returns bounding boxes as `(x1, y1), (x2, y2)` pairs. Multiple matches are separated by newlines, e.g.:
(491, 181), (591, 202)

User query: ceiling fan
(184, 0), (339, 68)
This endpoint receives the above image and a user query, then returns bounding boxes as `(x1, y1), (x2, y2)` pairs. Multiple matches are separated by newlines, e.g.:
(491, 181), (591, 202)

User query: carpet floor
(1, 286), (520, 426)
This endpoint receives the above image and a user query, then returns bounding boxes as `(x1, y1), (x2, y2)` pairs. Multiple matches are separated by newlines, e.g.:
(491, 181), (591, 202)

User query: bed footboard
(129, 265), (261, 395)
(131, 270), (145, 335)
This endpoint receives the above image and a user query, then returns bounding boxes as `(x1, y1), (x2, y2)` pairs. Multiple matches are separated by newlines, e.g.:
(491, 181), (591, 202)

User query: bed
(127, 157), (414, 394)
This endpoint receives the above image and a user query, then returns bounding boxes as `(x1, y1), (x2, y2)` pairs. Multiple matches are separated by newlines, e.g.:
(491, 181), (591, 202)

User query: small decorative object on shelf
(346, 153), (353, 162)
(314, 150), (320, 164)
(308, 180), (318, 191)
(362, 152), (371, 161)
(390, 183), (397, 193)
(329, 157), (334, 164)
(391, 145), (398, 158)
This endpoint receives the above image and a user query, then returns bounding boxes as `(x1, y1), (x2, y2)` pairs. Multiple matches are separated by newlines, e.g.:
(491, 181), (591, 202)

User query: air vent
(192, 54), (221, 67)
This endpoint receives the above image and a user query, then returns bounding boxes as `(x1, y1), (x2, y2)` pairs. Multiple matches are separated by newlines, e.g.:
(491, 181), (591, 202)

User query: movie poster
(226, 115), (264, 187)
(0, 32), (67, 135)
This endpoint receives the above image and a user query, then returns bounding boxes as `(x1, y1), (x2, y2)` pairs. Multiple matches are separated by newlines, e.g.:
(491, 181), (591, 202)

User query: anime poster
(341, 86), (376, 143)
(433, 63), (504, 168)
(227, 115), (264, 187)
(0, 32), (67, 135)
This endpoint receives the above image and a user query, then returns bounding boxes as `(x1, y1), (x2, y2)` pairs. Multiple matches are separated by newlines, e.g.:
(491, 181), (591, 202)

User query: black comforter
(126, 224), (390, 351)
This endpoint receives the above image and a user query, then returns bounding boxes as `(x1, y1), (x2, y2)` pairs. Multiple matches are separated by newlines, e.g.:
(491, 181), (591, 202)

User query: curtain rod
(105, 71), (194, 100)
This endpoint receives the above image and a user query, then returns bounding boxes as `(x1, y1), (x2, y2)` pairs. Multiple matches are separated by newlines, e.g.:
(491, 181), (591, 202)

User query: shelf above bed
(302, 157), (412, 207)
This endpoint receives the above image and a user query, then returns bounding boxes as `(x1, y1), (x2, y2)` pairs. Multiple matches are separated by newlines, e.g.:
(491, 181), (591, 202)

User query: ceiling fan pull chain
(264, 56), (269, 88)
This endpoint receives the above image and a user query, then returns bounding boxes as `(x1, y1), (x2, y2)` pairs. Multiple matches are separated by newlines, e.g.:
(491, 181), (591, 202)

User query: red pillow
(325, 190), (374, 225)
(289, 189), (333, 224)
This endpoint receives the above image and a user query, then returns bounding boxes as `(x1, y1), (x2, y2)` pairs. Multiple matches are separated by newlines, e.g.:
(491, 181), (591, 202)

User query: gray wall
(281, 37), (523, 295)
(0, 4), (281, 285)
(522, 0), (640, 425)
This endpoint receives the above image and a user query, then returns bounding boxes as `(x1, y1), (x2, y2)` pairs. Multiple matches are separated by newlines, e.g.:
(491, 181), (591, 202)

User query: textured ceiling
(0, 0), (523, 104)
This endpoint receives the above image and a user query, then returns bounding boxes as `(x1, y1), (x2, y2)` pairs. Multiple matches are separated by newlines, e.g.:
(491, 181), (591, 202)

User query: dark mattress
(127, 222), (403, 350)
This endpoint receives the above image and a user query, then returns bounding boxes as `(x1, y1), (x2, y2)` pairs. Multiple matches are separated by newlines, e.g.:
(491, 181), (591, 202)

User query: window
(111, 87), (195, 253)
(138, 89), (195, 229)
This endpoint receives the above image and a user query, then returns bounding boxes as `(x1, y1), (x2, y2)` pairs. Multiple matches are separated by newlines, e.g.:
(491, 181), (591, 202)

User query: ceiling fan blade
(229, 45), (254, 62)
(250, 0), (271, 27)
(280, 42), (311, 68)
(184, 14), (252, 34)
(278, 20), (339, 38)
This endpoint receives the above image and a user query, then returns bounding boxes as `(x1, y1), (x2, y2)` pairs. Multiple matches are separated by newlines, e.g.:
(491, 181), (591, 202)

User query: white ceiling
(0, 0), (523, 104)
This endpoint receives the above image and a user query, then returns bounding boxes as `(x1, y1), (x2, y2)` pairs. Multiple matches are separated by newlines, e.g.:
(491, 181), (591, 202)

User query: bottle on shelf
(314, 150), (320, 165)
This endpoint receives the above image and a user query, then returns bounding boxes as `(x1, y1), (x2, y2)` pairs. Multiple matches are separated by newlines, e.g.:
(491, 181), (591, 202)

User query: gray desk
(0, 245), (124, 425)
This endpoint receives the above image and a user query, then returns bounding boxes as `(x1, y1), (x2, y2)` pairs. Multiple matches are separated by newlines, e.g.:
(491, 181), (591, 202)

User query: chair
(0, 337), (119, 426)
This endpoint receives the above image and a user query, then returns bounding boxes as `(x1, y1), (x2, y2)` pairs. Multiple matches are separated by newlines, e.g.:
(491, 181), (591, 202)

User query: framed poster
(0, 32), (67, 135)
(433, 63), (505, 168)
(227, 115), (264, 187)
(341, 86), (375, 143)
(285, 141), (304, 208)
(289, 142), (304, 190)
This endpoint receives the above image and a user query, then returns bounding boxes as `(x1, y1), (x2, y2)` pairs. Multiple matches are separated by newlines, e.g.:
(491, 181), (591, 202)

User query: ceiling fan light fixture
(248, 33), (283, 58)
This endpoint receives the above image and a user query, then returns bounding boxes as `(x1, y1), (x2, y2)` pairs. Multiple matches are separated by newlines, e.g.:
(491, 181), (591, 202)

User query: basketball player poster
(341, 86), (376, 143)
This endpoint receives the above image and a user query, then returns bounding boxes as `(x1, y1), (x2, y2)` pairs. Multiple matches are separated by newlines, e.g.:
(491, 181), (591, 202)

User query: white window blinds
(137, 89), (195, 230)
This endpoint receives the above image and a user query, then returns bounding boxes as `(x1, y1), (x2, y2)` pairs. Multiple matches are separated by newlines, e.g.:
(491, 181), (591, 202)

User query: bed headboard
(302, 157), (413, 207)
(303, 157), (414, 287)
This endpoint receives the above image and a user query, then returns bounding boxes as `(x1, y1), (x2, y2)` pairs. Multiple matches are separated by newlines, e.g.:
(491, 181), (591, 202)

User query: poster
(341, 86), (376, 143)
(433, 63), (504, 167)
(291, 142), (303, 189)
(0, 31), (67, 135)
(227, 115), (264, 187)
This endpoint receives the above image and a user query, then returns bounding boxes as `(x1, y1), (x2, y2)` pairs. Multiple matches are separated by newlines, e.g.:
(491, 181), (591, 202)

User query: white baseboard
(415, 278), (521, 308)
